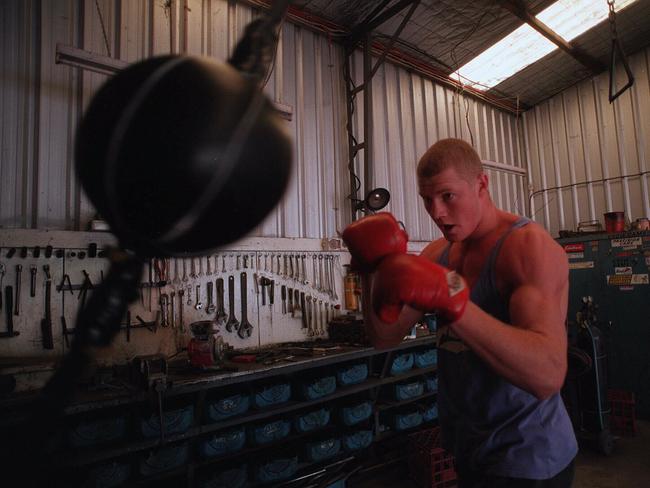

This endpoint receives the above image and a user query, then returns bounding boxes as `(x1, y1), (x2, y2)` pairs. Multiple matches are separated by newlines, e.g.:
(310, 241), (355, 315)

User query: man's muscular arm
(449, 226), (569, 400)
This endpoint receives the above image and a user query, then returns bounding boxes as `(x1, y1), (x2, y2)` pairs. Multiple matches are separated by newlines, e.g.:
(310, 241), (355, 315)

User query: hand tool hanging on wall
(194, 285), (203, 311)
(238, 272), (253, 339)
(1, 287), (19, 338)
(281, 285), (287, 314)
(306, 295), (313, 336)
(41, 265), (54, 349)
(170, 292), (176, 328)
(269, 279), (275, 332)
(58, 274), (74, 295)
(178, 289), (185, 332)
(206, 281), (216, 314)
(0, 263), (5, 310)
(14, 264), (22, 316)
(215, 278), (227, 328)
(159, 293), (169, 327)
(288, 287), (294, 317)
(78, 270), (93, 309)
(29, 265), (37, 297)
(296, 290), (303, 324)
(226, 275), (239, 333)
(61, 316), (72, 348)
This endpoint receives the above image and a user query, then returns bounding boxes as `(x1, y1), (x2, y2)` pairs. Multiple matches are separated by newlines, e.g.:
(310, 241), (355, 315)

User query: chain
(607, 0), (618, 41)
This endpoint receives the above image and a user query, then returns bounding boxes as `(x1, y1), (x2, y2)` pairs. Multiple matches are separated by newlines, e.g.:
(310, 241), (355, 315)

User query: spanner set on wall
(0, 243), (346, 360)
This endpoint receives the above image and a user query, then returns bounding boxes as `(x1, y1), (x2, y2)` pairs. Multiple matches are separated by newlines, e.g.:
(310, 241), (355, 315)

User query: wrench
(225, 275), (239, 333)
(206, 281), (216, 314)
(215, 278), (227, 327)
(236, 254), (241, 271)
(318, 255), (325, 292)
(178, 289), (185, 331)
(0, 262), (5, 309)
(312, 255), (318, 289)
(198, 256), (204, 277)
(160, 293), (169, 326)
(30, 265), (37, 297)
(206, 255), (213, 276)
(182, 258), (189, 282)
(306, 295), (313, 336)
(221, 255), (227, 273)
(14, 264), (22, 316)
(173, 258), (181, 285)
(194, 285), (202, 310)
(330, 255), (339, 301)
(318, 300), (325, 335)
(170, 291), (176, 328)
(238, 272), (253, 339)
(190, 258), (197, 279)
(301, 255), (307, 284)
(299, 292), (306, 329)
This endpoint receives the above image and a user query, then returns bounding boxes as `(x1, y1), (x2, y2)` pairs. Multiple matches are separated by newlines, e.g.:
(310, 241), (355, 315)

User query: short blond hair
(417, 138), (483, 181)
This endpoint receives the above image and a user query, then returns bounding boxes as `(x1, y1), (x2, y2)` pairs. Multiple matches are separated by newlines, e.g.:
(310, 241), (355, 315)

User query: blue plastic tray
(199, 427), (246, 458)
(140, 405), (194, 438)
(294, 407), (330, 433)
(390, 353), (414, 375)
(253, 383), (291, 409)
(336, 363), (368, 386)
(206, 394), (250, 422)
(341, 401), (372, 426)
(249, 418), (291, 445)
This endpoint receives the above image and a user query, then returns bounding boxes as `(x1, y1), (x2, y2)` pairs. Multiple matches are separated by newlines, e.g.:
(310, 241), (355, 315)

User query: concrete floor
(353, 420), (650, 488)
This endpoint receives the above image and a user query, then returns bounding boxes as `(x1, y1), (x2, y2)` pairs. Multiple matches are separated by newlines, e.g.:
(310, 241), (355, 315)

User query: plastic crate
(608, 389), (637, 436)
(408, 427), (457, 488)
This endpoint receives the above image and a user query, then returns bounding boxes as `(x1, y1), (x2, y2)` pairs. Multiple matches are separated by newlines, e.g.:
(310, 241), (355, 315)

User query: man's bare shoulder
(499, 220), (568, 283)
(420, 238), (448, 262)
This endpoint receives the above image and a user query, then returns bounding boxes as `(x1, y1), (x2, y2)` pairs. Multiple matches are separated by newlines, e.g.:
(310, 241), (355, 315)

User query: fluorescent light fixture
(451, 0), (638, 90)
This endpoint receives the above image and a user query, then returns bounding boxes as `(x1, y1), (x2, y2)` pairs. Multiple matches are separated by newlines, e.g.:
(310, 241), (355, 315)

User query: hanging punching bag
(75, 55), (292, 257)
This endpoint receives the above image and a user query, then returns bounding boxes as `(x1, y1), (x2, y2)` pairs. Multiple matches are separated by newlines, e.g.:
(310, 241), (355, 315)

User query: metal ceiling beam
(346, 0), (420, 48)
(498, 0), (605, 75)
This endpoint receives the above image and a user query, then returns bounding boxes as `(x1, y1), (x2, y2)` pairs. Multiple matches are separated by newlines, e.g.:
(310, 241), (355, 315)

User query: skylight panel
(451, 0), (639, 90)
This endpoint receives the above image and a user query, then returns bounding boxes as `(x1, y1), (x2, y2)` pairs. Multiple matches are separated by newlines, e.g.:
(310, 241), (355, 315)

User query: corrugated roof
(291, 0), (650, 108)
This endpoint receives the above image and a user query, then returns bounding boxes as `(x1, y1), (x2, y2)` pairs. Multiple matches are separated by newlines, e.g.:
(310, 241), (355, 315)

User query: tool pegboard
(0, 230), (354, 389)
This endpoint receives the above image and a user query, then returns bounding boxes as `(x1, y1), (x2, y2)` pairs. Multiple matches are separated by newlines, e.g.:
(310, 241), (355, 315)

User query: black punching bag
(75, 55), (292, 257)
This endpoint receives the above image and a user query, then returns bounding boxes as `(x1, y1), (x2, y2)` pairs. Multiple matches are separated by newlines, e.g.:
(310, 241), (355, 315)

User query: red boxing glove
(342, 212), (408, 272)
(372, 253), (469, 324)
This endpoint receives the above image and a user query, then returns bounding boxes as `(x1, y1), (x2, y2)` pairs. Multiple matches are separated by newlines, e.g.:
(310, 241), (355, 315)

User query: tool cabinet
(0, 335), (438, 487)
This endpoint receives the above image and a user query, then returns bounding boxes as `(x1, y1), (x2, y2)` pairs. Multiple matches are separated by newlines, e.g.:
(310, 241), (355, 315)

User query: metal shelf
(57, 365), (438, 467)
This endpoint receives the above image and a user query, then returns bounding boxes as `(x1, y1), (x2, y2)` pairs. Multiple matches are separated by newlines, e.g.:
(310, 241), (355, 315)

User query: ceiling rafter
(498, 0), (606, 75)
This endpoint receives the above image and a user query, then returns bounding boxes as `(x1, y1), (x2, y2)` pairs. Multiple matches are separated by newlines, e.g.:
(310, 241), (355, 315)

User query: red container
(409, 427), (457, 488)
(604, 212), (625, 233)
(608, 389), (637, 436)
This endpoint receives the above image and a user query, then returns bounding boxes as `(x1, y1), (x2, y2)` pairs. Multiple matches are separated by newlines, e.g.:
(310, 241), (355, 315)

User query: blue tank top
(436, 217), (577, 479)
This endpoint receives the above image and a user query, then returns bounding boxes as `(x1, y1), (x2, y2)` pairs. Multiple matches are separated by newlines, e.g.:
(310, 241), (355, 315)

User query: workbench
(0, 334), (439, 487)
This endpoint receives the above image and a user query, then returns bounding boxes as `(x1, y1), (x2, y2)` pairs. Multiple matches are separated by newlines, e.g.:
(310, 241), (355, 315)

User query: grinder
(187, 321), (231, 369)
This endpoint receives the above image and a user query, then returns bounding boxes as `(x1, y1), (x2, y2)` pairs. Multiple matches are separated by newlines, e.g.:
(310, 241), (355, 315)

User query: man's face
(417, 167), (485, 242)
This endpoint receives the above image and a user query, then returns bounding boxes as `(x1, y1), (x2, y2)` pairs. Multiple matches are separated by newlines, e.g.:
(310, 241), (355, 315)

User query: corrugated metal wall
(0, 0), (350, 239)
(348, 51), (528, 242)
(524, 46), (650, 237)
(1, 0), (526, 241)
